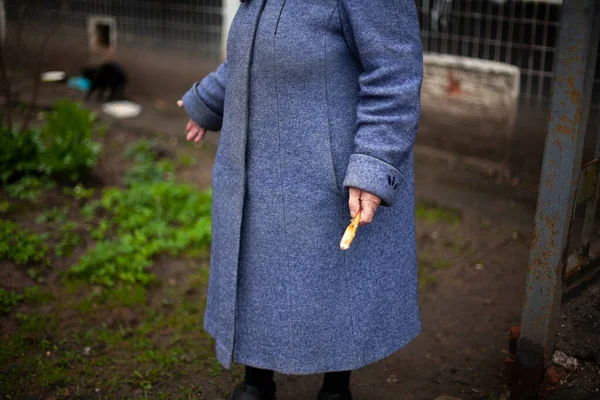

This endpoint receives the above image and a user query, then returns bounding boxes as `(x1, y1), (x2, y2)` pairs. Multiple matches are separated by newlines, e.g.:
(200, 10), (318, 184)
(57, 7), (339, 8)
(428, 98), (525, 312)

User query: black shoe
(230, 383), (277, 400)
(317, 390), (352, 400)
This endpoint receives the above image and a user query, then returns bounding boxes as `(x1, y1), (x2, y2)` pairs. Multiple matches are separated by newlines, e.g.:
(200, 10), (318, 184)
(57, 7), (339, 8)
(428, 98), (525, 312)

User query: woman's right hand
(178, 99), (207, 143)
(185, 119), (207, 143)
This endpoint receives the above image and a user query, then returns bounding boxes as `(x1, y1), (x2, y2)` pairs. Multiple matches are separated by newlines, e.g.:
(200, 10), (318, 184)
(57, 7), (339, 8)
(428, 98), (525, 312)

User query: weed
(125, 160), (175, 185)
(36, 206), (69, 224)
(62, 183), (95, 201)
(40, 100), (101, 182)
(71, 183), (212, 286)
(0, 100), (100, 184)
(208, 357), (224, 377)
(55, 222), (81, 257)
(0, 219), (50, 266)
(0, 288), (23, 314)
(125, 139), (158, 163)
(0, 200), (10, 213)
(177, 154), (196, 168)
(124, 139), (174, 186)
(432, 260), (452, 270)
(5, 176), (56, 201)
(0, 126), (44, 183)
(418, 266), (436, 289)
(415, 201), (461, 224)
(15, 313), (58, 348)
(129, 369), (159, 390)
(22, 286), (52, 305)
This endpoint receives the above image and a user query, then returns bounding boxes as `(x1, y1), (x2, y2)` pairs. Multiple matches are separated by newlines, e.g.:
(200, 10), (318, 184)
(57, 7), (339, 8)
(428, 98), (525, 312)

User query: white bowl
(102, 101), (142, 119)
(41, 71), (67, 82)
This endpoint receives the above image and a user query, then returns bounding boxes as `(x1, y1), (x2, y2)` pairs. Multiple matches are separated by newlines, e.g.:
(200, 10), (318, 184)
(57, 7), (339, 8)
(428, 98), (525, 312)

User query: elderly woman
(180, 0), (423, 399)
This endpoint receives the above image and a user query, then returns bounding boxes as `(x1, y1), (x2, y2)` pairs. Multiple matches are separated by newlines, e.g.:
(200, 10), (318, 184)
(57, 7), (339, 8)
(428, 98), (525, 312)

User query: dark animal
(81, 62), (128, 102)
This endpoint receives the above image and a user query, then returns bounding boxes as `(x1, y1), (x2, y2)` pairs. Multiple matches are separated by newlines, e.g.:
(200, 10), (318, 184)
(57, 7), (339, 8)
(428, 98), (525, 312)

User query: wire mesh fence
(4, 0), (600, 106)
(5, 0), (224, 62)
(416, 0), (600, 107)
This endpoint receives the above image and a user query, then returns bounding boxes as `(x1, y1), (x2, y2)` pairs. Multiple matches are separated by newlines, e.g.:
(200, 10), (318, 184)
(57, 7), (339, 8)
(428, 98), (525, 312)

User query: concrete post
(221, 0), (239, 61)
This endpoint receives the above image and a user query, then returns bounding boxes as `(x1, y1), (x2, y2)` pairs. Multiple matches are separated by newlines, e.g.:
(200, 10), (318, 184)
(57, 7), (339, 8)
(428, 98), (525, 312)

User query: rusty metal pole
(511, 0), (600, 398)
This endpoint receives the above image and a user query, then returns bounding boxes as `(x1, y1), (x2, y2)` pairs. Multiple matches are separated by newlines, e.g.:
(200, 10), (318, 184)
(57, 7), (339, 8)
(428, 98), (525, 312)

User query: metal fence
(416, 0), (600, 107)
(6, 0), (600, 106)
(5, 0), (224, 62)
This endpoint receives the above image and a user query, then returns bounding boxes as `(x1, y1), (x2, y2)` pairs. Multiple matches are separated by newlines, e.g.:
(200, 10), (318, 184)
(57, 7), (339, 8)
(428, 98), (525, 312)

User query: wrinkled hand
(348, 187), (381, 226)
(178, 100), (207, 144)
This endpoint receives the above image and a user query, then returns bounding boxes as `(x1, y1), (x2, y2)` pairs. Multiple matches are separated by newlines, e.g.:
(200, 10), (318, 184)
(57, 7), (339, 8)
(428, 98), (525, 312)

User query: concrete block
(419, 53), (521, 165)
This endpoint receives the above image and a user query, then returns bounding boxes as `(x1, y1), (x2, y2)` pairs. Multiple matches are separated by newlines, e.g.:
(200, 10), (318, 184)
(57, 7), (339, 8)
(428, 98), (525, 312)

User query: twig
(20, 31), (54, 134)
(0, 32), (12, 130)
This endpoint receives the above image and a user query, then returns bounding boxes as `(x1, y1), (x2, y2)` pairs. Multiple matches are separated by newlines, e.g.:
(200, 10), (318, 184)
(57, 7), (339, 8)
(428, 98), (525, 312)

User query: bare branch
(20, 15), (60, 134)
(0, 28), (12, 131)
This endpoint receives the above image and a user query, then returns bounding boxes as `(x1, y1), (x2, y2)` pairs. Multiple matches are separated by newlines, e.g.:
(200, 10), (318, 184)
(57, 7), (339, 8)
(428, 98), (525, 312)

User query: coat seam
(273, 19), (297, 372)
(329, 1), (361, 369)
(325, 4), (340, 192)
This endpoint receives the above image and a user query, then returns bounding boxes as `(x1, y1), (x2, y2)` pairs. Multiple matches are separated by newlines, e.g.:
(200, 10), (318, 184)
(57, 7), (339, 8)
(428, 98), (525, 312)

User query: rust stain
(553, 139), (564, 153)
(531, 230), (539, 250)
(556, 124), (572, 135)
(567, 78), (582, 105)
(447, 71), (461, 96)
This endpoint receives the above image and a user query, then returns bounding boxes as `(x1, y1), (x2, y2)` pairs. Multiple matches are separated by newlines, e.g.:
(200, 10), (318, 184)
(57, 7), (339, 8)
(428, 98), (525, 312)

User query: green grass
(432, 260), (452, 270)
(415, 201), (461, 224)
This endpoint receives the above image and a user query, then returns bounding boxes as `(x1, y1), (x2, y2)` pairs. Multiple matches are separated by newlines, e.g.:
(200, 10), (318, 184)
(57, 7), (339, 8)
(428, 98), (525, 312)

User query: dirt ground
(1, 80), (597, 400)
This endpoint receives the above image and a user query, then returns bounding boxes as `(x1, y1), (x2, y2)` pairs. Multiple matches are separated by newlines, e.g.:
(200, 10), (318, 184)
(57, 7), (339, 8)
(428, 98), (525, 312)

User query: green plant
(0, 219), (49, 266)
(0, 126), (45, 183)
(62, 183), (95, 201)
(71, 182), (212, 286)
(125, 139), (158, 163)
(36, 206), (69, 224)
(40, 100), (101, 182)
(0, 200), (10, 213)
(0, 288), (23, 314)
(55, 222), (81, 258)
(123, 140), (174, 186)
(21, 286), (52, 305)
(4, 176), (55, 201)
(415, 201), (461, 224)
(0, 100), (100, 185)
(124, 159), (174, 186)
(433, 260), (452, 270)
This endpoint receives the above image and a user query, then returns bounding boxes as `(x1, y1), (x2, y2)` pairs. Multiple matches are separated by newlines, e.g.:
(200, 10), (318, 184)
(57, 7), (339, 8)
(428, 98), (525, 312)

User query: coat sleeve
(339, 0), (423, 207)
(181, 60), (228, 132)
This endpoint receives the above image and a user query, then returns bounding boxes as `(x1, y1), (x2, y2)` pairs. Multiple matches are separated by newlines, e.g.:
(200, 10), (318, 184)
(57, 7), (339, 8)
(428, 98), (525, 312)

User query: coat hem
(221, 322), (422, 375)
(204, 316), (233, 370)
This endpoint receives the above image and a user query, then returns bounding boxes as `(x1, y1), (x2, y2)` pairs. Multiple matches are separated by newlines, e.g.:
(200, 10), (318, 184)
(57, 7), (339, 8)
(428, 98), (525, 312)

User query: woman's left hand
(348, 187), (381, 226)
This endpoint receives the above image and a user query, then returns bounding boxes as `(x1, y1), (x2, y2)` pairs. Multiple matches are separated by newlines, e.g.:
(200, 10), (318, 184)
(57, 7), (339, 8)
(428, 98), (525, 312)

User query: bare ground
(0, 81), (588, 400)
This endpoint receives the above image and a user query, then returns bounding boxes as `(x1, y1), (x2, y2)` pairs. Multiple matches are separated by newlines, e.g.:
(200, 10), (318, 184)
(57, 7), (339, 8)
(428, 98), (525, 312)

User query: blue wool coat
(182, 0), (423, 375)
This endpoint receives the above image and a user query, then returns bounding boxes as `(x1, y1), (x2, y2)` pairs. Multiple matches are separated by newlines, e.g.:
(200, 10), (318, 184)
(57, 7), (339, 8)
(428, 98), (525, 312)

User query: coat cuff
(343, 153), (404, 207)
(181, 84), (223, 131)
